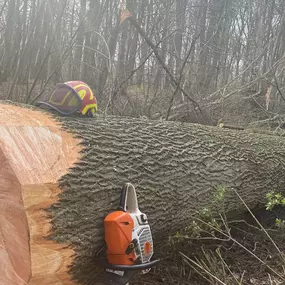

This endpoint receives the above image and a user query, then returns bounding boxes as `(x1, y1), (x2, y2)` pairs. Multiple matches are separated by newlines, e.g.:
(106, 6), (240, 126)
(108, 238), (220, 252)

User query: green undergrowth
(168, 186), (285, 285)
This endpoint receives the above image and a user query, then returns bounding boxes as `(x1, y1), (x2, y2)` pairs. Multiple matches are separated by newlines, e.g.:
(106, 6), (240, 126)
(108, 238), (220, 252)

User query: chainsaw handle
(119, 183), (139, 214)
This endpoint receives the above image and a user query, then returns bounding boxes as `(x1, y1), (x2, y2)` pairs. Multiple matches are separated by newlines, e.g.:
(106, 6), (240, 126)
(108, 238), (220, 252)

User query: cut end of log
(0, 103), (82, 284)
(0, 147), (30, 285)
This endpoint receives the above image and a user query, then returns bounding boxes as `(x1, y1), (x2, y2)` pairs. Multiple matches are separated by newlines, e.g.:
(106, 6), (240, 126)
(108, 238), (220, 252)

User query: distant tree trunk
(37, 2), (50, 81)
(68, 0), (76, 79)
(136, 0), (149, 86)
(3, 0), (17, 78)
(175, 0), (187, 74)
(126, 26), (139, 85)
(72, 0), (86, 79)
(154, 9), (168, 88)
(201, 0), (224, 91)
(98, 4), (121, 94)
(197, 0), (208, 92)
(206, 0), (226, 90)
(116, 20), (128, 81)
(33, 1), (49, 81)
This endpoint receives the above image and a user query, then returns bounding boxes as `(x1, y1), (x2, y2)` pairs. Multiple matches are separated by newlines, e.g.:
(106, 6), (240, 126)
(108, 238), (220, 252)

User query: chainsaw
(94, 183), (159, 285)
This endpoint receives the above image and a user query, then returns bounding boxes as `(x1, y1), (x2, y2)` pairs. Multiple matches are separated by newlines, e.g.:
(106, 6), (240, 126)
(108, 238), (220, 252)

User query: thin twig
(193, 217), (285, 280)
(179, 252), (227, 285)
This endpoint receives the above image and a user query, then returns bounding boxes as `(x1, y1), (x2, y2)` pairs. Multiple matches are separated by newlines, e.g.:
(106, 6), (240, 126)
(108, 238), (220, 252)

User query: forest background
(1, 0), (285, 127)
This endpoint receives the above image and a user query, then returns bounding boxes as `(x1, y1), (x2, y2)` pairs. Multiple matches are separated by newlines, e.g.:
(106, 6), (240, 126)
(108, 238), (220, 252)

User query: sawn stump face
(0, 103), (82, 284)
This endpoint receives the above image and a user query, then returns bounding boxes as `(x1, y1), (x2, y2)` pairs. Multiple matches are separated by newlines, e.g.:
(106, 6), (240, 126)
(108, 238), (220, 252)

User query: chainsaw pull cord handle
(119, 183), (139, 214)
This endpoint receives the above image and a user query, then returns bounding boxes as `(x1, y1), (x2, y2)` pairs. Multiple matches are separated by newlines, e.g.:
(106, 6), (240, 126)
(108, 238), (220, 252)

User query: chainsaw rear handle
(119, 183), (139, 214)
(96, 258), (160, 271)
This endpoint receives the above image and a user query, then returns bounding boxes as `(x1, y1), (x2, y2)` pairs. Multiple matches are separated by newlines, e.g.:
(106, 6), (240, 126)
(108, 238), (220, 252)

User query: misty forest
(2, 1), (285, 285)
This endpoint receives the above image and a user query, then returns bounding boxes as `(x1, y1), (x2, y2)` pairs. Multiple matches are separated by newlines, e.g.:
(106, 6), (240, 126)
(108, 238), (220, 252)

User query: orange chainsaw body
(104, 210), (136, 265)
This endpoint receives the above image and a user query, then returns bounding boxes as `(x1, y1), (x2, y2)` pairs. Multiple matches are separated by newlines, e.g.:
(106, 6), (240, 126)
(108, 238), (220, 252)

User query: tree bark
(2, 102), (285, 284)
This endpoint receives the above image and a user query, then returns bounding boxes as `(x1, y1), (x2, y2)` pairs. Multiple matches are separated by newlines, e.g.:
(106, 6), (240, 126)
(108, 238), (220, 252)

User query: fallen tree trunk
(1, 102), (285, 284)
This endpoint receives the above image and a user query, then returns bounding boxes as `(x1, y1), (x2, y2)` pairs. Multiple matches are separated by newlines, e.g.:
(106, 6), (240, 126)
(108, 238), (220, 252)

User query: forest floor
(132, 206), (285, 285)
